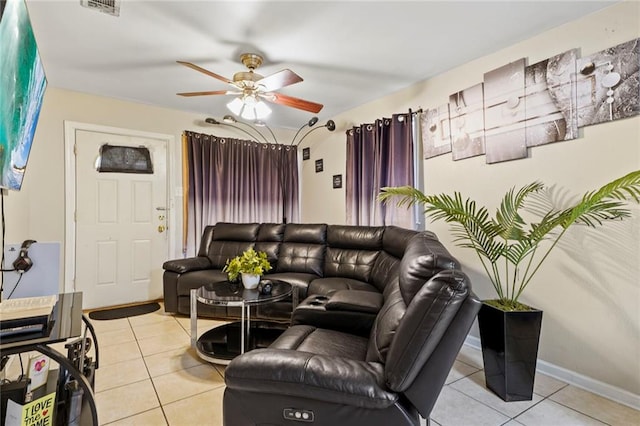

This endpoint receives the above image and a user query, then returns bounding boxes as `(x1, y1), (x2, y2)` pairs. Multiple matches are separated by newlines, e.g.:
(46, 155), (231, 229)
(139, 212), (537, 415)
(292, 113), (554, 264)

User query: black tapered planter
(478, 302), (543, 401)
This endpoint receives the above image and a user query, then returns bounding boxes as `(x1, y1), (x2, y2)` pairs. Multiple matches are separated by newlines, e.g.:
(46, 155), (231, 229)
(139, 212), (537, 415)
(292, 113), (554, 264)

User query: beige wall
(8, 0), (638, 403)
(300, 1), (640, 399)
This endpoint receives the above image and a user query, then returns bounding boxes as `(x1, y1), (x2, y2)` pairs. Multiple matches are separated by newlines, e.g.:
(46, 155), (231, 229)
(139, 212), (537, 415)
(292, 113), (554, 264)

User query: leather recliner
(222, 233), (482, 426)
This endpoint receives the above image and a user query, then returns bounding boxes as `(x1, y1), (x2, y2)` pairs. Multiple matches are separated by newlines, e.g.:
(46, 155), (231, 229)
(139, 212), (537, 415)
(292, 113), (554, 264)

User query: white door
(75, 130), (168, 309)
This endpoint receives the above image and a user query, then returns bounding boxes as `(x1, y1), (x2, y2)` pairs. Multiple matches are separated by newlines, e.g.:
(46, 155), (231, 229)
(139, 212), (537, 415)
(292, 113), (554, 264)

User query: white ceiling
(24, 0), (617, 129)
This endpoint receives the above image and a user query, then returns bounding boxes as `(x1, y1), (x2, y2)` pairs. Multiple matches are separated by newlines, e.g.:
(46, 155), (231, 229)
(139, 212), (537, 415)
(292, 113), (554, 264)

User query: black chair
(223, 240), (481, 426)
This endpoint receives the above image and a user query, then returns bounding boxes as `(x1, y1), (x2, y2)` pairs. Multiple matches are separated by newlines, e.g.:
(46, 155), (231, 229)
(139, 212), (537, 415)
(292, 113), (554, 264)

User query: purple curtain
(346, 113), (414, 227)
(184, 131), (299, 255)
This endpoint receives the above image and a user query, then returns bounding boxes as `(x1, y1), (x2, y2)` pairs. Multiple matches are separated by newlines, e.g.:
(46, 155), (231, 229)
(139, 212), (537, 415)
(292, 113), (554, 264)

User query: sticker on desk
(4, 392), (55, 426)
(27, 355), (50, 391)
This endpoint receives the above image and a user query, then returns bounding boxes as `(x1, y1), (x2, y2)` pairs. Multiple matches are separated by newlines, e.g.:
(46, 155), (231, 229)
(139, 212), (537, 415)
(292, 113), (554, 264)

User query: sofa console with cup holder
(163, 222), (464, 325)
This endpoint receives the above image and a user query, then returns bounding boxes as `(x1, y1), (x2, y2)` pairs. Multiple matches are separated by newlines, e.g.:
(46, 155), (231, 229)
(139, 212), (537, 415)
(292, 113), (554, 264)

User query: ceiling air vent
(80, 0), (120, 17)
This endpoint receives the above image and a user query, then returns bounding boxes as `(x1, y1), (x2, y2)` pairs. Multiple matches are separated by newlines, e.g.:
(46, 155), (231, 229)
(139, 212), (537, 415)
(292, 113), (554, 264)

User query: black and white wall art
(525, 49), (579, 147)
(449, 83), (486, 161)
(422, 104), (452, 159)
(420, 37), (639, 165)
(484, 58), (527, 164)
(576, 38), (640, 127)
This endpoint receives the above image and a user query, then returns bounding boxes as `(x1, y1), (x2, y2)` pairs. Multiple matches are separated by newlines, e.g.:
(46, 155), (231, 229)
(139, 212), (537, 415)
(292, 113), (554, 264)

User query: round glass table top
(196, 280), (292, 306)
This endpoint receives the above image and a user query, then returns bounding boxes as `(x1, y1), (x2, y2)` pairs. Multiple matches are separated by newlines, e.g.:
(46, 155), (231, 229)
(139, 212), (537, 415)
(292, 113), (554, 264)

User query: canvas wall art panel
(422, 105), (452, 159)
(483, 58), (527, 164)
(525, 49), (579, 147)
(576, 38), (640, 127)
(449, 84), (486, 161)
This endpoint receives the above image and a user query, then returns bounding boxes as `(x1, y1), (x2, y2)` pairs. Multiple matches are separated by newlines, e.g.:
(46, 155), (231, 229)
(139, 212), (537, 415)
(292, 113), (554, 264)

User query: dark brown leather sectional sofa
(163, 222), (481, 425)
(162, 222), (458, 323)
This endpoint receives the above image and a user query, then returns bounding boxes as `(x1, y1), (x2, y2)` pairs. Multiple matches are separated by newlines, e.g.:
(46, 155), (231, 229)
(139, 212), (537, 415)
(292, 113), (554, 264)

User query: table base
(196, 321), (287, 364)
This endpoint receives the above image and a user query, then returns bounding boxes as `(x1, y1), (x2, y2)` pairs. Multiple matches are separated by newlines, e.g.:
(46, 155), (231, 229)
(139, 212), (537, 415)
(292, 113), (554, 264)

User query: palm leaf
(495, 182), (544, 241)
(564, 170), (640, 227)
(379, 170), (640, 307)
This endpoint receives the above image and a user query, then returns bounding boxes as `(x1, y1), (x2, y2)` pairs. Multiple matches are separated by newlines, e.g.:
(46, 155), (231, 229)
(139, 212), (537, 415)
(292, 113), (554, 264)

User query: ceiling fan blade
(177, 90), (235, 97)
(176, 61), (234, 85)
(257, 69), (303, 92)
(268, 93), (324, 113)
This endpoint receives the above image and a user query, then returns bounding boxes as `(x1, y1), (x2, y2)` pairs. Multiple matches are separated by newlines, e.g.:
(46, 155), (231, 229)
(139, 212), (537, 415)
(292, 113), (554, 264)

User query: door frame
(63, 121), (176, 294)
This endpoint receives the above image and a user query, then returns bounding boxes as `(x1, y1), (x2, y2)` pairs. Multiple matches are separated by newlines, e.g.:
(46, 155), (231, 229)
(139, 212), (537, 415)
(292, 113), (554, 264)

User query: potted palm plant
(379, 170), (640, 401)
(223, 248), (272, 289)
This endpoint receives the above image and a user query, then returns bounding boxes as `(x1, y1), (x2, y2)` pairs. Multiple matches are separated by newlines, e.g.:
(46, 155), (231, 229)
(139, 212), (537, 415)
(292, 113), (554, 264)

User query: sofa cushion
(385, 270), (471, 392)
(370, 251), (400, 292)
(276, 243), (325, 276)
(257, 223), (286, 242)
(224, 348), (397, 410)
(207, 241), (255, 269)
(381, 226), (418, 258)
(270, 325), (369, 360)
(213, 222), (260, 241)
(308, 277), (378, 296)
(327, 225), (384, 250)
(323, 248), (379, 282)
(254, 242), (280, 268)
(254, 223), (286, 267)
(204, 223), (261, 268)
(398, 234), (460, 305)
(263, 272), (319, 299)
(283, 223), (327, 244)
(197, 226), (216, 257)
(365, 279), (406, 364)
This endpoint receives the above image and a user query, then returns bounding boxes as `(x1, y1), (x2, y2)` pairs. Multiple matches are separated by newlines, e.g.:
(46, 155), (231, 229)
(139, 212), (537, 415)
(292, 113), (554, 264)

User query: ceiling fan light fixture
(227, 97), (244, 116)
(223, 115), (237, 124)
(227, 95), (271, 120)
(253, 100), (272, 119)
(177, 54), (323, 117)
(241, 105), (257, 121)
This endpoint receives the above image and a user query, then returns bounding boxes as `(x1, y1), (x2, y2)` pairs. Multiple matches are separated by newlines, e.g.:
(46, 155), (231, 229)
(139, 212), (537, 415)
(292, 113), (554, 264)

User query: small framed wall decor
(332, 174), (342, 189)
(302, 147), (310, 160)
(315, 159), (323, 173)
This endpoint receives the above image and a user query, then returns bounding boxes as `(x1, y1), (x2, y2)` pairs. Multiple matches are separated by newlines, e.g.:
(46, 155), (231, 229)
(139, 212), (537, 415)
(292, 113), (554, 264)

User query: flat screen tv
(0, 0), (47, 191)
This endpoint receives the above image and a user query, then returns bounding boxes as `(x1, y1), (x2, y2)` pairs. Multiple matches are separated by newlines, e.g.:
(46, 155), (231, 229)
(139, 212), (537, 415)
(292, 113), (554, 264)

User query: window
(97, 144), (153, 174)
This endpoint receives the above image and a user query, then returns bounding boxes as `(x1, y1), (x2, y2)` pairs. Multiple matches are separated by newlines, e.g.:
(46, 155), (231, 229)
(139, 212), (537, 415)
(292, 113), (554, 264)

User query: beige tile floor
(40, 306), (640, 425)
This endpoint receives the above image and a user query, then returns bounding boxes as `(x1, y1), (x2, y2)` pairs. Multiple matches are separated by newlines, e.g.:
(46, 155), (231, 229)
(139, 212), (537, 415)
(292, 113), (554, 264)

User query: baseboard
(464, 335), (640, 411)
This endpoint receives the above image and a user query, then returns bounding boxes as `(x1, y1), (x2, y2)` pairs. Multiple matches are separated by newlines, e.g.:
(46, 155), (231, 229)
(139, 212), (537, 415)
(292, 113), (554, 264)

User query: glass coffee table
(190, 280), (295, 364)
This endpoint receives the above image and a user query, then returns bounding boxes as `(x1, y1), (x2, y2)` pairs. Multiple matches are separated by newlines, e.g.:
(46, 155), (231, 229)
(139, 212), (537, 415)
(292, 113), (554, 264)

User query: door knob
(158, 225), (166, 233)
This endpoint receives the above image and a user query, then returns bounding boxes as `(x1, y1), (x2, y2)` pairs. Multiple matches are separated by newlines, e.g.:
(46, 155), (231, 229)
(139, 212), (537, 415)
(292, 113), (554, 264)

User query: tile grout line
(132, 315), (174, 426)
(93, 316), (176, 425)
(534, 386), (613, 426)
(446, 375), (555, 423)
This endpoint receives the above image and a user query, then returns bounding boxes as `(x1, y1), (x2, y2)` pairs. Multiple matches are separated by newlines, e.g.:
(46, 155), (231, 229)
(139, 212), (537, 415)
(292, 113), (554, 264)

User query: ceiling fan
(176, 53), (324, 115)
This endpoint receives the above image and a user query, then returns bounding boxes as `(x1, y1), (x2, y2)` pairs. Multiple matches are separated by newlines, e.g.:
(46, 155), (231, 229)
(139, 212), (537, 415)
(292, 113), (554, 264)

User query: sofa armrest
(225, 348), (397, 409)
(325, 290), (383, 313)
(162, 256), (212, 274)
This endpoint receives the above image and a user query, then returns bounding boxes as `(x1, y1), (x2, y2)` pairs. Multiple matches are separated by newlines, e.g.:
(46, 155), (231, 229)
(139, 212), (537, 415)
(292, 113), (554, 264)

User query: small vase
(241, 273), (260, 289)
